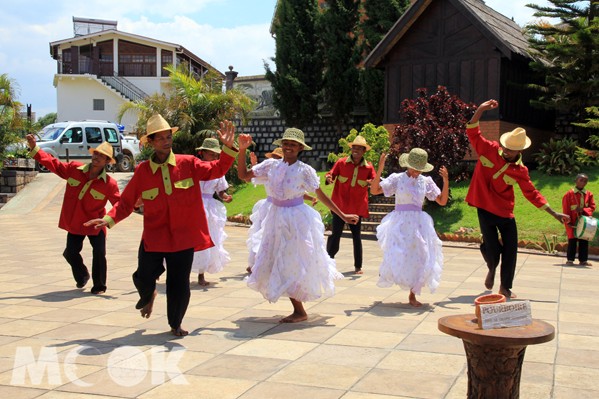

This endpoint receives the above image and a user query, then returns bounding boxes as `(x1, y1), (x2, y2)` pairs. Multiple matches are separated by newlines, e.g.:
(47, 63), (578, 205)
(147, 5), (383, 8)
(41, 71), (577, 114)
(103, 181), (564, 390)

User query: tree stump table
(438, 314), (554, 399)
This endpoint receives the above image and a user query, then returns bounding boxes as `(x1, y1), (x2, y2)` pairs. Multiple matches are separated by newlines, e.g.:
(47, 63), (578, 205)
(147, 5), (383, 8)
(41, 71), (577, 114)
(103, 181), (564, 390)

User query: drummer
(562, 173), (596, 266)
(466, 100), (570, 299)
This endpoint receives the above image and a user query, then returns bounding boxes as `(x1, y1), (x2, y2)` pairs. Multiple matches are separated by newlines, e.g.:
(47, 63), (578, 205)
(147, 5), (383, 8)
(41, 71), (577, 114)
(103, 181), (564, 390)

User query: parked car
(35, 121), (124, 172)
(118, 133), (141, 172)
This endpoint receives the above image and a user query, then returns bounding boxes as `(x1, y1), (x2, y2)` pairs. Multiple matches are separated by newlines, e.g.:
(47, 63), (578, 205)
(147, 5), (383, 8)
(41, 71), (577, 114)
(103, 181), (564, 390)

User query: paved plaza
(0, 173), (598, 398)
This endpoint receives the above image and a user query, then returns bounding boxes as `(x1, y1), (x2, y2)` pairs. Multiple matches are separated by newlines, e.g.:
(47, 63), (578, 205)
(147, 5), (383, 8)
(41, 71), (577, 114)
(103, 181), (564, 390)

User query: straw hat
(266, 147), (283, 159)
(399, 148), (433, 172)
(272, 128), (312, 151)
(499, 127), (531, 151)
(195, 137), (221, 154)
(89, 142), (116, 164)
(140, 114), (179, 145)
(348, 135), (371, 151)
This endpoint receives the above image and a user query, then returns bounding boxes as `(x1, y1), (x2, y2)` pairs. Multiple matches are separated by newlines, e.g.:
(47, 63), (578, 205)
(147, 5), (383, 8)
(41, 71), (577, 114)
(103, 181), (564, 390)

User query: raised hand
(238, 134), (253, 151)
(217, 120), (236, 148)
(479, 99), (498, 112)
(438, 166), (449, 181)
(25, 134), (36, 150)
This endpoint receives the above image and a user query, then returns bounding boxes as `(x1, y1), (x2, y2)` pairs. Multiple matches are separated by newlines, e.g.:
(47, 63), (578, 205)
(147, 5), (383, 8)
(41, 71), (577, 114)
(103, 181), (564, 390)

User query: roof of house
(364, 0), (532, 68)
(49, 29), (223, 77)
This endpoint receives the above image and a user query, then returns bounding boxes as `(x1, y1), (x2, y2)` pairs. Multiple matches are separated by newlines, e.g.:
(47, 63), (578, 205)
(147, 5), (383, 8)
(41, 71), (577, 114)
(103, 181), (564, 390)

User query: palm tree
(117, 65), (255, 138)
(0, 74), (25, 163)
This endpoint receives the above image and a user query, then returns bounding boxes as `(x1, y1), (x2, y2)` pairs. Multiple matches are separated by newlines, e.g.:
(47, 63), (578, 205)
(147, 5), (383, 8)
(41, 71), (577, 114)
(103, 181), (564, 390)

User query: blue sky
(0, 0), (549, 119)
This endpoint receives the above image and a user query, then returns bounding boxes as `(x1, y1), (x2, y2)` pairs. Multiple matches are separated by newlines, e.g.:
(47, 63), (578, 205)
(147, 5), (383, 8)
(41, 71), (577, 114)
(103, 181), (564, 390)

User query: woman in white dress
(246, 148), (317, 274)
(237, 128), (359, 323)
(192, 137), (232, 286)
(370, 148), (449, 307)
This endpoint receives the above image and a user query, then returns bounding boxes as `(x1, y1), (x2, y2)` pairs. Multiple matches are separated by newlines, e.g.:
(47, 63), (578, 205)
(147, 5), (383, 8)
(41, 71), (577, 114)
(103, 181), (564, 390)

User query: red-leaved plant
(388, 86), (476, 182)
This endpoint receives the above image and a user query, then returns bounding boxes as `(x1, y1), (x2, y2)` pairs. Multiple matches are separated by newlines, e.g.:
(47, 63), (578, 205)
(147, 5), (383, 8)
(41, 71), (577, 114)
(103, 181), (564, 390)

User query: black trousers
(327, 212), (363, 269)
(567, 238), (589, 262)
(477, 208), (518, 290)
(134, 242), (193, 330)
(63, 231), (106, 291)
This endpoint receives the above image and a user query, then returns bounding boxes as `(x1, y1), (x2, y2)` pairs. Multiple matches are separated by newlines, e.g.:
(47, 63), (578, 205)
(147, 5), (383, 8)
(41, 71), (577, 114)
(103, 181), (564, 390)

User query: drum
(575, 215), (598, 241)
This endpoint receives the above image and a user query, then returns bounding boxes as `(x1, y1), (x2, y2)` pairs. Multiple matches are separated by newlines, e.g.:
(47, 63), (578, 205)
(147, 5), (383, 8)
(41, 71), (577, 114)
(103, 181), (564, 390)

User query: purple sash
(395, 204), (421, 212)
(269, 196), (303, 207)
(202, 193), (213, 200)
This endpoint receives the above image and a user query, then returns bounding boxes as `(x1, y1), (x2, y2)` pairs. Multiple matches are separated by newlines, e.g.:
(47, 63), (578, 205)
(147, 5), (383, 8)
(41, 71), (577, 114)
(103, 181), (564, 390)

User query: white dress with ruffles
(246, 175), (272, 269)
(191, 177), (230, 274)
(247, 158), (343, 302)
(376, 172), (443, 294)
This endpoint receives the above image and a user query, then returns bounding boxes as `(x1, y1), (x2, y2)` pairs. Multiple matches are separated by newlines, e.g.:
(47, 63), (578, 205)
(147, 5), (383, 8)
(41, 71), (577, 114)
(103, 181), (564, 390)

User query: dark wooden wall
(381, 0), (553, 127)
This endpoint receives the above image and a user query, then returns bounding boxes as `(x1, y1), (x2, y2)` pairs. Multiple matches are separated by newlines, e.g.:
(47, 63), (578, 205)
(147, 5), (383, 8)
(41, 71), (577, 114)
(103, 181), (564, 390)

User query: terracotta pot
(474, 293), (506, 324)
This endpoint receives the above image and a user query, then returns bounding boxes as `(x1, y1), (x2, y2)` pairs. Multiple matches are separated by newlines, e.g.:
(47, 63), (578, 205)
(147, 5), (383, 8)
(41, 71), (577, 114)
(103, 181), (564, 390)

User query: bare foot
(197, 273), (210, 286)
(171, 326), (189, 336)
(354, 268), (363, 274)
(409, 291), (422, 307)
(280, 312), (308, 323)
(140, 290), (157, 318)
(246, 266), (252, 274)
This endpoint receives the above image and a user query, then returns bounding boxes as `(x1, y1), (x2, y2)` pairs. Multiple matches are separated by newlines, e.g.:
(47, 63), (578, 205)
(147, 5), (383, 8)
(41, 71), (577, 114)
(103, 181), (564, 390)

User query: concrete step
(364, 211), (388, 223)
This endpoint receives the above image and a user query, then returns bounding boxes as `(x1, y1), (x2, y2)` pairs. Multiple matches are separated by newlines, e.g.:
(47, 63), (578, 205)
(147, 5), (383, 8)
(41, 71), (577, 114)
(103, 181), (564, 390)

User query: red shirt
(31, 147), (121, 236)
(104, 147), (237, 253)
(562, 188), (595, 239)
(327, 156), (375, 217)
(465, 122), (548, 218)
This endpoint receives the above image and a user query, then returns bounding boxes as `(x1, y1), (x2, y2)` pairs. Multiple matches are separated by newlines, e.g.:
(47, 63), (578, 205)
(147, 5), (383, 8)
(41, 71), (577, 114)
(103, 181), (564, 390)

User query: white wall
(55, 75), (139, 133)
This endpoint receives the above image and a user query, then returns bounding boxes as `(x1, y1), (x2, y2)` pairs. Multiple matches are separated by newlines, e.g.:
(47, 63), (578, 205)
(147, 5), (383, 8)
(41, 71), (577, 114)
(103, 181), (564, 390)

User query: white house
(49, 17), (223, 133)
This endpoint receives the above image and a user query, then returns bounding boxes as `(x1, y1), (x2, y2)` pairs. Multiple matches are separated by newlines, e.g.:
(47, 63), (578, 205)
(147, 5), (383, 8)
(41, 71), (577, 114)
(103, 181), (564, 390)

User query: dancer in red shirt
(26, 135), (120, 295)
(85, 114), (238, 336)
(466, 100), (569, 298)
(562, 174), (595, 266)
(325, 136), (376, 274)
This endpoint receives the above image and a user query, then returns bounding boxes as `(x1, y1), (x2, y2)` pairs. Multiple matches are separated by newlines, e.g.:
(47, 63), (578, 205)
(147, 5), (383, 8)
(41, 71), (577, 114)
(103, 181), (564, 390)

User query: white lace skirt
(191, 198), (230, 274)
(247, 203), (343, 302)
(376, 209), (443, 295)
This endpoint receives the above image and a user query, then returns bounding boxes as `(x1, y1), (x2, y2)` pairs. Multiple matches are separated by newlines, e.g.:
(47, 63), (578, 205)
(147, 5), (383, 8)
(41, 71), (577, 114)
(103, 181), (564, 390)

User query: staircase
(99, 73), (149, 102)
(343, 194), (394, 240)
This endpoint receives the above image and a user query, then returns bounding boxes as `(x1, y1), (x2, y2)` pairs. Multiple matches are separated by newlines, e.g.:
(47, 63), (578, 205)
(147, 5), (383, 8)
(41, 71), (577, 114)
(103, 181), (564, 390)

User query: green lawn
(225, 167), (599, 245)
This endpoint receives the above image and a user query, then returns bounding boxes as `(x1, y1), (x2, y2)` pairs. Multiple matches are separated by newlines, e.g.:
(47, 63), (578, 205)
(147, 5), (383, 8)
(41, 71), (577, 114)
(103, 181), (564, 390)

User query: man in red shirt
(85, 114), (238, 336)
(325, 136), (376, 274)
(26, 135), (120, 295)
(562, 173), (595, 266)
(466, 100), (569, 298)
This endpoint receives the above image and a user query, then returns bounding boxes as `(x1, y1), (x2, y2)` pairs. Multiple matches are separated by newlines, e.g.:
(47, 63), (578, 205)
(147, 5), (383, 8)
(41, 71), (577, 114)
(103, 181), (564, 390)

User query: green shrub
(327, 123), (390, 171)
(532, 137), (597, 175)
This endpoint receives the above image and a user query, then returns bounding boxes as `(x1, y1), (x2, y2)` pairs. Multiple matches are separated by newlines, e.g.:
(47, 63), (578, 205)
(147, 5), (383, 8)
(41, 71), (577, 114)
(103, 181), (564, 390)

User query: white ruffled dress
(246, 175), (272, 269)
(247, 158), (343, 303)
(376, 172), (443, 294)
(191, 177), (231, 274)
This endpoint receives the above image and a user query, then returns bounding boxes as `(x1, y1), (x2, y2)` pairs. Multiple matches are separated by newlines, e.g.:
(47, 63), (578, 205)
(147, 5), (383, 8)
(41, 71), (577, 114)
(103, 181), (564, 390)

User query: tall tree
(265, 0), (322, 128)
(356, 0), (408, 124)
(526, 1), (599, 122)
(319, 0), (361, 133)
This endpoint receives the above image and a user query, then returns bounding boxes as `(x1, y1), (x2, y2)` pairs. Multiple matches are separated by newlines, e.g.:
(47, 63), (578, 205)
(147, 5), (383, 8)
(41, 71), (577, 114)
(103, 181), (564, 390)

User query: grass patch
(225, 166), (599, 245)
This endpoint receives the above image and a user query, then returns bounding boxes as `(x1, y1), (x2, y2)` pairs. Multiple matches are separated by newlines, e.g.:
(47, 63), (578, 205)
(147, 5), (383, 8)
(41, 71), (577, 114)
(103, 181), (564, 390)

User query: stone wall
(234, 115), (368, 171)
(0, 169), (37, 194)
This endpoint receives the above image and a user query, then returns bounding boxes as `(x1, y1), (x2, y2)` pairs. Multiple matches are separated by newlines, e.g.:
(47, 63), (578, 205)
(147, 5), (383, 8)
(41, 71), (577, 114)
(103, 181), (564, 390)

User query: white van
(36, 121), (124, 172)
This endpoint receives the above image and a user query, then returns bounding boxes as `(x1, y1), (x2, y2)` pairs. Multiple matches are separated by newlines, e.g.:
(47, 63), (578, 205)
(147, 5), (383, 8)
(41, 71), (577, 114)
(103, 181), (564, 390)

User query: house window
(118, 40), (157, 77)
(93, 99), (105, 111)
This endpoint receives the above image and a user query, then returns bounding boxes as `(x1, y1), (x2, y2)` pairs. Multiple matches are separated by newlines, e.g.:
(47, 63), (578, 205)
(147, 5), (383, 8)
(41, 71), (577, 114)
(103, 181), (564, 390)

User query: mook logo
(11, 345), (188, 387)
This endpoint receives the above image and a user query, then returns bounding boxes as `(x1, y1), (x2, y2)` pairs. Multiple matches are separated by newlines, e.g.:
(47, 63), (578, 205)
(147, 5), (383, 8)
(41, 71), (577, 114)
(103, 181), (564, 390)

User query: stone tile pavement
(0, 173), (597, 398)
